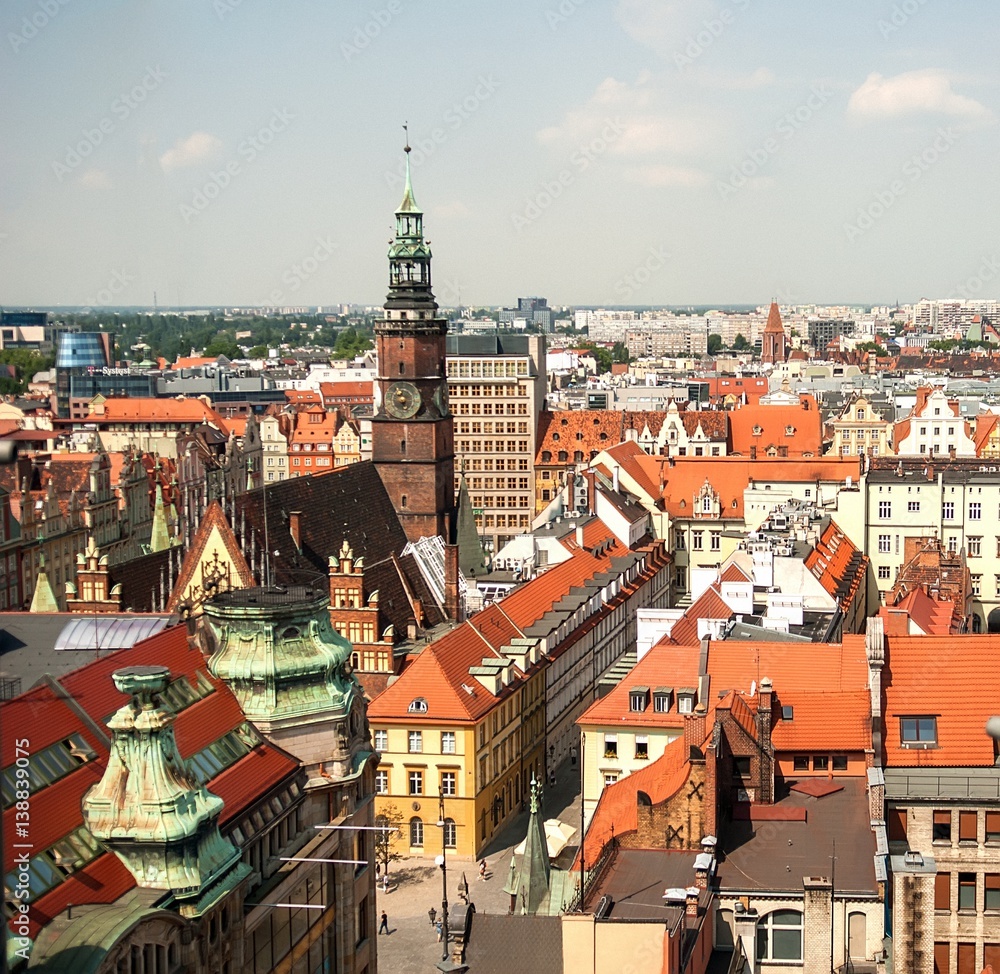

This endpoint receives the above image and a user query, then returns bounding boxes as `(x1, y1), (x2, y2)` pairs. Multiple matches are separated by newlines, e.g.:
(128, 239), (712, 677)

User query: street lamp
(436, 796), (451, 967)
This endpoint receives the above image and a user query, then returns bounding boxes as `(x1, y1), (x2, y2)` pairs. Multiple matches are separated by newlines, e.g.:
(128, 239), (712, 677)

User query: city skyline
(2, 0), (998, 308)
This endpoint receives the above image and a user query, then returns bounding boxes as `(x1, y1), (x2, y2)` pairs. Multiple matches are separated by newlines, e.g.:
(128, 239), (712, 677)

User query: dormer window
(653, 688), (673, 712)
(752, 425), (763, 436)
(900, 715), (937, 747)
(552, 432), (560, 441)
(408, 697), (428, 714)
(677, 689), (696, 714)
(785, 426), (795, 436)
(629, 687), (650, 713)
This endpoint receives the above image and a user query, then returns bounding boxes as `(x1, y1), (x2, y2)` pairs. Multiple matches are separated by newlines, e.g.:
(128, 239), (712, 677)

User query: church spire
(386, 127), (434, 312)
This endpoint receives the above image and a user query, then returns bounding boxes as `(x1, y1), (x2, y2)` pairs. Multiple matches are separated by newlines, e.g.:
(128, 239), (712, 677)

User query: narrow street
(373, 757), (582, 973)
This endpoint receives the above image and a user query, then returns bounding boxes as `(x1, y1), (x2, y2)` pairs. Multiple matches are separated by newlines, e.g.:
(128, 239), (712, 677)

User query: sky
(1, 0), (998, 309)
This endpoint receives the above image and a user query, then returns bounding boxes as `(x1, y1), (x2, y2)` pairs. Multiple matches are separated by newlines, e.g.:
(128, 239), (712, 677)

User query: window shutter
(887, 807), (907, 841)
(934, 872), (951, 911)
(933, 811), (950, 826)
(959, 811), (977, 841)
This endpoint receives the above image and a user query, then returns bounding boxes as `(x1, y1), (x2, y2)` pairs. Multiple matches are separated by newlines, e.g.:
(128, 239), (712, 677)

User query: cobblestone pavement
(373, 757), (582, 973)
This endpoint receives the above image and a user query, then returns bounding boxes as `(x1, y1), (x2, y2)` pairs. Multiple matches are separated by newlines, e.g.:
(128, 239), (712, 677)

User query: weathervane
(403, 121), (410, 153)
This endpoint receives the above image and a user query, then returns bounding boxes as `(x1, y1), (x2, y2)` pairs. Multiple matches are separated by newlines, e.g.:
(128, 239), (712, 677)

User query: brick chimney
(289, 511), (303, 550)
(684, 709), (707, 757)
(444, 542), (462, 622)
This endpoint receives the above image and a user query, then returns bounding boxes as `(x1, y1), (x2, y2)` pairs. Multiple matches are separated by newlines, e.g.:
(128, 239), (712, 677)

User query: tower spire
(399, 121), (419, 215)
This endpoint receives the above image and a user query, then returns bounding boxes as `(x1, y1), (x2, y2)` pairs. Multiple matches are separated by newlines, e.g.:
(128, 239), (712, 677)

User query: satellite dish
(749, 680), (757, 697)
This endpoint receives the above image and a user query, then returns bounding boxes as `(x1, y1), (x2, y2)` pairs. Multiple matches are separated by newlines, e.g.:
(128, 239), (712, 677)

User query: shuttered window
(959, 811), (978, 842)
(887, 807), (907, 842)
(935, 873), (951, 911)
(934, 943), (949, 974)
(957, 942), (976, 974)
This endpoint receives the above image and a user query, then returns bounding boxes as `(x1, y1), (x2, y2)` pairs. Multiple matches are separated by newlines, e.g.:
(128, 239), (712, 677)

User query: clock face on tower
(433, 380), (449, 417)
(385, 380), (421, 419)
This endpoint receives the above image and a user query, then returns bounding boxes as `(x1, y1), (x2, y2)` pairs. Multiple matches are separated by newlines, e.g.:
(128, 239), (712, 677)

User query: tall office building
(446, 333), (547, 555)
(54, 331), (112, 416)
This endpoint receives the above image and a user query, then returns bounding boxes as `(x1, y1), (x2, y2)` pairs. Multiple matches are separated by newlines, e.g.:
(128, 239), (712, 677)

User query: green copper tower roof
(82, 665), (249, 912)
(201, 584), (359, 727)
(396, 136), (421, 215)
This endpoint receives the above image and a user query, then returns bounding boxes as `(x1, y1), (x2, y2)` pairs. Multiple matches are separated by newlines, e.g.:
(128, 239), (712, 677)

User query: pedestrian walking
(378, 910), (389, 935)
(381, 872), (389, 894)
(479, 859), (487, 881)
(435, 919), (443, 942)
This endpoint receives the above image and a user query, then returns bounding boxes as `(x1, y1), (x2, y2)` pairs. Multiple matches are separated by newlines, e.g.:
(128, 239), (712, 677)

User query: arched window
(756, 909), (803, 961)
(558, 451), (567, 462)
(573, 451), (583, 462)
(541, 451), (552, 462)
(375, 813), (390, 845)
(409, 816), (424, 847)
(408, 697), (428, 714)
(443, 818), (457, 849)
(281, 627), (300, 640)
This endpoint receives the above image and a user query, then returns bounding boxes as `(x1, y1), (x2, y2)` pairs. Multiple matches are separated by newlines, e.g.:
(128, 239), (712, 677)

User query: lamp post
(436, 796), (450, 966)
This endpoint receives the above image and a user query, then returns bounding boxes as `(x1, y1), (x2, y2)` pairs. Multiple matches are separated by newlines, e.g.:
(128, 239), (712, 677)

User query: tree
(578, 341), (612, 373)
(611, 341), (630, 364)
(732, 333), (751, 352)
(248, 344), (270, 359)
(374, 802), (404, 876)
(707, 333), (723, 355)
(857, 341), (888, 356)
(205, 337), (240, 359)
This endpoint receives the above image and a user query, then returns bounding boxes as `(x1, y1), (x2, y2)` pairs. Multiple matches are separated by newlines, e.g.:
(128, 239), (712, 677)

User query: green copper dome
(201, 585), (359, 725)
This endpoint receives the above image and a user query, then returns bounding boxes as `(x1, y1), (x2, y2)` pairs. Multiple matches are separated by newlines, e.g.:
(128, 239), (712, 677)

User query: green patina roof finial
(398, 121), (420, 215)
(83, 665), (249, 913)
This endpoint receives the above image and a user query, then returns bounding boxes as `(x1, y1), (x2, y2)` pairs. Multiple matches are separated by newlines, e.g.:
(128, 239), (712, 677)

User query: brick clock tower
(372, 140), (455, 543)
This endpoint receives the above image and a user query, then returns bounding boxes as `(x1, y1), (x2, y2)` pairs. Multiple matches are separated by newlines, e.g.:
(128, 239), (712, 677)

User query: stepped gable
(236, 460), (446, 630)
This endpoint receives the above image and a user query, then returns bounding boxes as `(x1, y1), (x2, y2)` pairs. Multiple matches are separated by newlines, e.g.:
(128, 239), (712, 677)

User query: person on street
(379, 910), (389, 935)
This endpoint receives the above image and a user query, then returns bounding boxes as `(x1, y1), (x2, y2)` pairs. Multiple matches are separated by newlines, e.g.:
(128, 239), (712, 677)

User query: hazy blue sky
(2, 0), (997, 308)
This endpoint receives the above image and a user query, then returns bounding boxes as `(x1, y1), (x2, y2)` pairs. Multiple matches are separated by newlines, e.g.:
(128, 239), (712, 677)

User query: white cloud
(848, 70), (991, 120)
(614, 0), (714, 57)
(77, 168), (112, 189)
(537, 74), (718, 158)
(159, 131), (223, 172)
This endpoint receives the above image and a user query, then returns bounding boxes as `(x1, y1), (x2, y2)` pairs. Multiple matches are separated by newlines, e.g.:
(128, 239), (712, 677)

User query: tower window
(401, 494), (407, 508)
(398, 362), (405, 375)
(400, 440), (406, 454)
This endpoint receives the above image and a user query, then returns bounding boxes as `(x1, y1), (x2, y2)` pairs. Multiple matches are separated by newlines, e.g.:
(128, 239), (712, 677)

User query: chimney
(613, 466), (620, 492)
(289, 511), (303, 550)
(576, 524), (585, 550)
(684, 710), (707, 757)
(444, 543), (462, 622)
(685, 887), (699, 919)
(733, 906), (759, 962)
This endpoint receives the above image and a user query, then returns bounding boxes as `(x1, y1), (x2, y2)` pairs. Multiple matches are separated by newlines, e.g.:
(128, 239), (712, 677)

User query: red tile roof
(882, 634), (999, 767)
(371, 529), (665, 724)
(879, 588), (955, 636)
(629, 454), (861, 519)
(582, 735), (694, 859)
(727, 402), (823, 456)
(536, 410), (624, 462)
(78, 397), (229, 433)
(803, 519), (868, 611)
